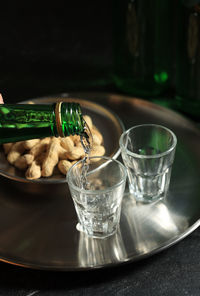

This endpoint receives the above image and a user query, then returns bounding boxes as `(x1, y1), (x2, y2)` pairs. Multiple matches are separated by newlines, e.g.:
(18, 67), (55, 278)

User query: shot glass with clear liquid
(119, 124), (177, 203)
(67, 156), (127, 239)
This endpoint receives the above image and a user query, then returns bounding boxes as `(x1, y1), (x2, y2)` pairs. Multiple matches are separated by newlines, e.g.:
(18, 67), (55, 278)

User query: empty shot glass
(67, 156), (127, 239)
(119, 124), (177, 203)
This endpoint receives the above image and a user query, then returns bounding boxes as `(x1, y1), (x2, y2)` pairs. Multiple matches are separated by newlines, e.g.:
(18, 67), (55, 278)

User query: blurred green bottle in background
(112, 0), (174, 98)
(175, 0), (200, 118)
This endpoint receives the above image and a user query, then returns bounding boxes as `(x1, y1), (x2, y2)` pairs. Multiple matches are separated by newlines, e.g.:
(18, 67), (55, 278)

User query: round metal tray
(0, 92), (200, 271)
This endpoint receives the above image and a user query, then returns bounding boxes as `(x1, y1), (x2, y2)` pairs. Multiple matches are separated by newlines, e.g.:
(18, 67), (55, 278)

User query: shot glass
(119, 124), (177, 203)
(67, 156), (127, 239)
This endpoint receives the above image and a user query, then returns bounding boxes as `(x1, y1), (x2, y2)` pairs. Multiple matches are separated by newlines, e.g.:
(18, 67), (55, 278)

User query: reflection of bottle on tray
(0, 102), (87, 144)
(175, 0), (200, 118)
(113, 0), (174, 97)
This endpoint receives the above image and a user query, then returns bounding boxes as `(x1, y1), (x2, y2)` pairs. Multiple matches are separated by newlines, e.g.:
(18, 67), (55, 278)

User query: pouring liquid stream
(79, 122), (93, 190)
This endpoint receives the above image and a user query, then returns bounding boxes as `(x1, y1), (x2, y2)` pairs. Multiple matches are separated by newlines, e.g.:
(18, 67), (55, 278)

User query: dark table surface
(0, 233), (200, 296)
(1, 2), (200, 295)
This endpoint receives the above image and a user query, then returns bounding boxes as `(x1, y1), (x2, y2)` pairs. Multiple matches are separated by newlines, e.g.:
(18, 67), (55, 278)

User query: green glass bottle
(175, 0), (200, 118)
(0, 102), (86, 144)
(113, 0), (174, 97)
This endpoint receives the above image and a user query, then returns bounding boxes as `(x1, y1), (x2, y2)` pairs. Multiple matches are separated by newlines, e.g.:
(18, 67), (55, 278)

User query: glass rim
(119, 124), (177, 159)
(66, 156), (127, 194)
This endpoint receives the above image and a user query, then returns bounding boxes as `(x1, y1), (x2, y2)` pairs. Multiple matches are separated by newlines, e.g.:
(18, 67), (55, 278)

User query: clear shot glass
(67, 156), (127, 239)
(119, 124), (177, 203)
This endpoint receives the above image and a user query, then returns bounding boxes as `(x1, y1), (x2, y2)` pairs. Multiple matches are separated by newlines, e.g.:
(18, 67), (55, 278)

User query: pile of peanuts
(2, 115), (105, 180)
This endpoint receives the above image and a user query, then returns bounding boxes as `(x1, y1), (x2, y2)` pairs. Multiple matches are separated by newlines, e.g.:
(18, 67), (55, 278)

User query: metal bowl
(0, 96), (124, 184)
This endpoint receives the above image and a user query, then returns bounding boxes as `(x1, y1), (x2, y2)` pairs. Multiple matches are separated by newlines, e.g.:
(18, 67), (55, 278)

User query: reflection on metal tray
(0, 92), (200, 271)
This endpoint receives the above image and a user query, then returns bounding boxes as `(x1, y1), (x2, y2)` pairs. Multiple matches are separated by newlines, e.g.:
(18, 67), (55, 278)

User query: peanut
(70, 135), (81, 145)
(25, 160), (42, 180)
(58, 160), (72, 175)
(90, 145), (105, 162)
(92, 134), (102, 146)
(3, 143), (14, 155)
(91, 127), (103, 144)
(30, 137), (51, 158)
(83, 115), (93, 130)
(7, 142), (25, 164)
(65, 146), (85, 160)
(14, 154), (34, 170)
(60, 137), (74, 152)
(41, 137), (60, 177)
(23, 139), (40, 150)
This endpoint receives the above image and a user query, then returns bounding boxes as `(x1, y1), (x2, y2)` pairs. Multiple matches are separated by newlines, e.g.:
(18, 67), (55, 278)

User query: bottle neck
(54, 102), (85, 137)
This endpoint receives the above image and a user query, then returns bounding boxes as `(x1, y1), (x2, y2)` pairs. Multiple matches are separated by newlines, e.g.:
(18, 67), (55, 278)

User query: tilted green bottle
(0, 102), (86, 144)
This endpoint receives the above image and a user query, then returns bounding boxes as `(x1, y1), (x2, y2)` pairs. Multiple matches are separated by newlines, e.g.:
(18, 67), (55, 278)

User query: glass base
(133, 194), (163, 204)
(128, 180), (167, 204)
(76, 223), (118, 239)
(129, 187), (164, 204)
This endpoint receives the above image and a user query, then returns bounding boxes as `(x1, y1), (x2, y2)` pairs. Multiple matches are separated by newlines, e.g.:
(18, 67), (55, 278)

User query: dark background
(0, 2), (200, 296)
(0, 1), (114, 102)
